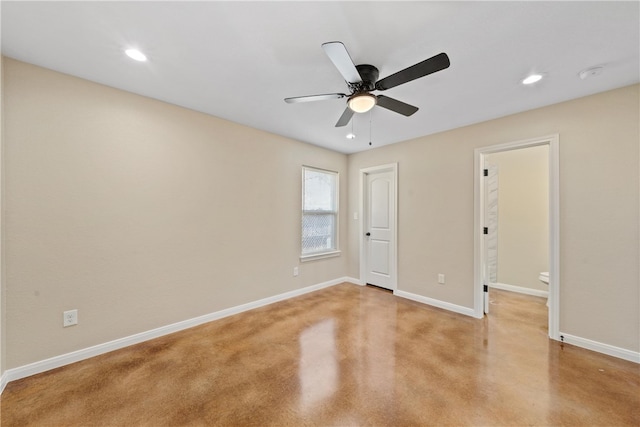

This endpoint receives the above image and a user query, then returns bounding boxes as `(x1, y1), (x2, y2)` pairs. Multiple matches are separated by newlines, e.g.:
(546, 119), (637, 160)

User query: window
(301, 166), (339, 260)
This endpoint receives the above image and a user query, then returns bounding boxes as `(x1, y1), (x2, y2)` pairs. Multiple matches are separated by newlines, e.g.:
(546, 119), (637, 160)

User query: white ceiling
(2, 1), (639, 154)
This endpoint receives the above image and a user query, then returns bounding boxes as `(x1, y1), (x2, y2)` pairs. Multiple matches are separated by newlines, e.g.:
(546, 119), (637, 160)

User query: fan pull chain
(369, 110), (373, 146)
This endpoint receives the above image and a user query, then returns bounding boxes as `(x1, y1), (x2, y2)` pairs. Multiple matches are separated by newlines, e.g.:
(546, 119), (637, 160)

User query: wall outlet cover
(63, 309), (78, 327)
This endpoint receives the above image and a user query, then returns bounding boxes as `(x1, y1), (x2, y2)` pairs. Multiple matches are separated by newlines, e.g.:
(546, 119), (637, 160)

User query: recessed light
(346, 133), (356, 139)
(125, 48), (147, 62)
(522, 74), (543, 85)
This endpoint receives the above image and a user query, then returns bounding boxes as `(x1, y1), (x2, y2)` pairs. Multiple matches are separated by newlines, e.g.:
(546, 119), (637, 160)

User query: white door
(482, 162), (499, 314)
(363, 168), (396, 290)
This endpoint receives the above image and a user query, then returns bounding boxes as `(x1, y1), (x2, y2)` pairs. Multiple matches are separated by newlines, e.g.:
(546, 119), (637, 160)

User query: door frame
(359, 163), (398, 291)
(473, 135), (560, 341)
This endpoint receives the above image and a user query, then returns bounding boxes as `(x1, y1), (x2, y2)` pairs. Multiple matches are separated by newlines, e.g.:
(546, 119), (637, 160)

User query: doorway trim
(359, 163), (398, 291)
(473, 135), (560, 341)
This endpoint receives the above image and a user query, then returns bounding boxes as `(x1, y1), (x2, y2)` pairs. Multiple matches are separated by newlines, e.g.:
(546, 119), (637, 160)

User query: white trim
(3, 278), (635, 395)
(345, 276), (365, 286)
(394, 290), (477, 318)
(299, 250), (341, 262)
(560, 333), (640, 364)
(490, 282), (549, 298)
(474, 134), (560, 339)
(0, 372), (8, 394)
(395, 288), (639, 364)
(1, 277), (354, 389)
(301, 166), (340, 259)
(359, 163), (398, 290)
(548, 136), (560, 340)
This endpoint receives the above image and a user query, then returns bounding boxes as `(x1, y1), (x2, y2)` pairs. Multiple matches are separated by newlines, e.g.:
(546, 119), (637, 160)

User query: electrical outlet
(63, 309), (78, 327)
(438, 274), (445, 284)
(293, 267), (299, 277)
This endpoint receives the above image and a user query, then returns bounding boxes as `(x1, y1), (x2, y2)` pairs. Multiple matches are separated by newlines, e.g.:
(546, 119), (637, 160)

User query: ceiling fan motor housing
(353, 64), (379, 92)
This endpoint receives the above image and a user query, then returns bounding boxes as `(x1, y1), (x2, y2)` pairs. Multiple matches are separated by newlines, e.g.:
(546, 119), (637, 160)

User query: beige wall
(3, 58), (349, 368)
(487, 146), (549, 291)
(2, 57), (639, 371)
(348, 84), (639, 352)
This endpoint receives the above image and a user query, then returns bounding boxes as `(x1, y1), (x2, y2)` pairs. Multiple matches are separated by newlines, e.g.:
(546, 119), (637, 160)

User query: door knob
(365, 232), (371, 236)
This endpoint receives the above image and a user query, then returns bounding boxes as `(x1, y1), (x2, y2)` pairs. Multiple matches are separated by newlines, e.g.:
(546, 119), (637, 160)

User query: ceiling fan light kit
(285, 41), (450, 128)
(348, 93), (377, 113)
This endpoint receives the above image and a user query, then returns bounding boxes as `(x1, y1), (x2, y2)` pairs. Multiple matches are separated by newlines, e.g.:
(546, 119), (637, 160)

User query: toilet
(539, 272), (549, 306)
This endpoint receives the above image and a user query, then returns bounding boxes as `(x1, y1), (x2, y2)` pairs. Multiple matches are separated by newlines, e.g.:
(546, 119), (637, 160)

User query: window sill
(300, 250), (341, 262)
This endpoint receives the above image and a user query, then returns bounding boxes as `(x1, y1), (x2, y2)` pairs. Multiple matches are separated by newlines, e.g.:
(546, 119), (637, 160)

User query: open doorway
(474, 135), (560, 341)
(486, 146), (549, 298)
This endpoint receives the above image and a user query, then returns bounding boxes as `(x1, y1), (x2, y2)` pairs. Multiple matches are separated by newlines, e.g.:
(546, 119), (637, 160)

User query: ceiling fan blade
(376, 95), (419, 116)
(375, 52), (450, 91)
(335, 107), (355, 127)
(285, 93), (347, 103)
(322, 41), (363, 84)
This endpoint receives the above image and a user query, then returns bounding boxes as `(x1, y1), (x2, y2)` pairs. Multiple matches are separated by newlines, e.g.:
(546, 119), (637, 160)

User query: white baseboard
(345, 276), (365, 286)
(394, 289), (476, 318)
(0, 371), (8, 394)
(4, 278), (636, 395)
(560, 333), (640, 364)
(1, 277), (354, 392)
(490, 282), (549, 298)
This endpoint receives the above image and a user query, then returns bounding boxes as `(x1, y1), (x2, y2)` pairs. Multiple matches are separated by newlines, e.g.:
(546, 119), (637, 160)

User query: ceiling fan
(285, 41), (450, 127)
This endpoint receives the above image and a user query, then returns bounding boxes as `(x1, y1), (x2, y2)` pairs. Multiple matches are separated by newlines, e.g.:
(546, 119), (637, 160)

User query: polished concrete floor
(2, 283), (639, 426)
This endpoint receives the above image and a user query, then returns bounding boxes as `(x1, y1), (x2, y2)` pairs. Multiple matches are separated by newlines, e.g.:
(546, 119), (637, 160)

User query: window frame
(300, 166), (341, 262)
